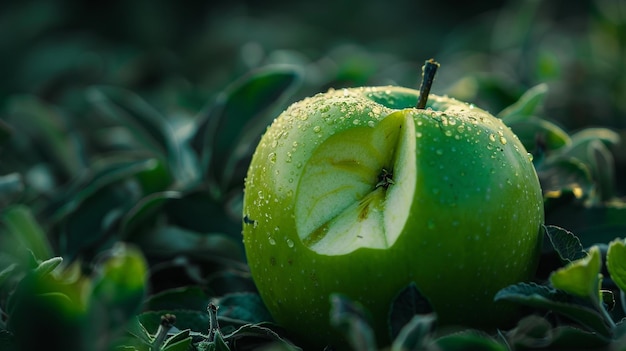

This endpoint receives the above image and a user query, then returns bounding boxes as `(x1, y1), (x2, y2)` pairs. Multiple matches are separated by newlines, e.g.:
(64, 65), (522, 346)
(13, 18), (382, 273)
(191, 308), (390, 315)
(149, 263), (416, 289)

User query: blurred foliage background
(1, 0), (626, 350)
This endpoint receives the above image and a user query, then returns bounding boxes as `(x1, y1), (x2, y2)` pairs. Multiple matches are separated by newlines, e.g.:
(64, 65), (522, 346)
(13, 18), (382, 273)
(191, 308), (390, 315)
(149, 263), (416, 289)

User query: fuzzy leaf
(504, 315), (552, 349)
(507, 117), (570, 153)
(34, 256), (63, 276)
(538, 158), (593, 197)
(549, 245), (602, 298)
(607, 239), (626, 293)
(545, 225), (587, 262)
(388, 282), (433, 340)
(1, 204), (53, 260)
(433, 331), (508, 351)
(87, 86), (172, 156)
(390, 314), (436, 351)
(330, 294), (377, 351)
(194, 65), (302, 196)
(224, 324), (301, 351)
(495, 282), (611, 337)
(162, 329), (192, 351)
(213, 292), (274, 325)
(499, 83), (549, 123)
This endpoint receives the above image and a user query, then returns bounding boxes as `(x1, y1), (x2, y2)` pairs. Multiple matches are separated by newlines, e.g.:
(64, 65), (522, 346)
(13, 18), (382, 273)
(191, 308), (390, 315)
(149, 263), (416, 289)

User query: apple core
(295, 112), (416, 255)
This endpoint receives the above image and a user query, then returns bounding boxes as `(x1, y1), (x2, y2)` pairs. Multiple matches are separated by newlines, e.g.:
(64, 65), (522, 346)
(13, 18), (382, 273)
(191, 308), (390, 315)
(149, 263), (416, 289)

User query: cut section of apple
(295, 111), (416, 255)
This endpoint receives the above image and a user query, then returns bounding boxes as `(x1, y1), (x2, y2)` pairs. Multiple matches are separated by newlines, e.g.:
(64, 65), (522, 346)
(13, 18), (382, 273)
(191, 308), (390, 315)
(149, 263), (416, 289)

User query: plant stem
(151, 314), (176, 351)
(416, 59), (440, 109)
(207, 302), (221, 342)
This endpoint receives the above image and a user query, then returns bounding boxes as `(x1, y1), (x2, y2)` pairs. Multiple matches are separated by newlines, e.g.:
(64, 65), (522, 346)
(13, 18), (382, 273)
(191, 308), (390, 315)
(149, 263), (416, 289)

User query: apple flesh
(242, 86), (544, 347)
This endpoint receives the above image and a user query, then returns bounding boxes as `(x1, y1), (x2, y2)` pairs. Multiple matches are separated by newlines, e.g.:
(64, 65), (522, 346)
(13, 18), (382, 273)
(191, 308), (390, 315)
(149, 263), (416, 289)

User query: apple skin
(242, 86), (544, 348)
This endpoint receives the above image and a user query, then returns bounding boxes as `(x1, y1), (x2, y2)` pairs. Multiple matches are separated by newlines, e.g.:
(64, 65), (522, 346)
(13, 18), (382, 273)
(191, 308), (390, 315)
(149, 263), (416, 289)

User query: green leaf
(390, 314), (436, 351)
(162, 329), (192, 351)
(504, 315), (609, 350)
(498, 83), (549, 123)
(193, 65), (302, 196)
(388, 282), (433, 340)
(537, 158), (593, 197)
(34, 256), (63, 276)
(570, 128), (621, 149)
(547, 325), (610, 349)
(224, 323), (300, 351)
(503, 315), (552, 349)
(0, 173), (23, 207)
(91, 243), (147, 327)
(86, 86), (201, 187)
(5, 95), (86, 177)
(121, 191), (182, 237)
(213, 292), (274, 325)
(330, 294), (377, 351)
(607, 238), (626, 293)
(206, 331), (231, 351)
(124, 317), (154, 346)
(47, 156), (160, 222)
(164, 191), (241, 236)
(495, 282), (612, 337)
(546, 129), (620, 203)
(135, 226), (245, 266)
(544, 225), (587, 262)
(0, 263), (18, 288)
(1, 204), (53, 260)
(549, 245), (602, 298)
(507, 117), (570, 153)
(87, 86), (171, 156)
(433, 331), (508, 351)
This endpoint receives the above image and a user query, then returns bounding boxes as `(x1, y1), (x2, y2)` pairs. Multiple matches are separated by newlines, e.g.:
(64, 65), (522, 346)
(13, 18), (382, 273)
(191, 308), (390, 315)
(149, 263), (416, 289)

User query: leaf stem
(207, 302), (221, 342)
(416, 59), (440, 109)
(151, 314), (176, 351)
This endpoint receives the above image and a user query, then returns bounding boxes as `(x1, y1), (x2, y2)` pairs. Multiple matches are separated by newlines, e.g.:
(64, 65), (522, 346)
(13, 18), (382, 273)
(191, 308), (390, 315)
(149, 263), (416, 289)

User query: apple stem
(416, 58), (440, 109)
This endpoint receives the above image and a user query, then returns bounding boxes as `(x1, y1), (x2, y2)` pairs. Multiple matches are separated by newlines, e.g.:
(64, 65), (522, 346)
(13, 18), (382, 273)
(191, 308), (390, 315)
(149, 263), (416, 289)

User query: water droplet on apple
(353, 119), (361, 125)
(444, 130), (453, 137)
(416, 132), (423, 138)
(435, 149), (443, 155)
(489, 134), (496, 142)
(268, 152), (277, 163)
(367, 120), (375, 128)
(527, 153), (534, 161)
(499, 136), (507, 145)
(313, 125), (322, 133)
(268, 236), (276, 245)
(457, 125), (465, 133)
(286, 239), (294, 248)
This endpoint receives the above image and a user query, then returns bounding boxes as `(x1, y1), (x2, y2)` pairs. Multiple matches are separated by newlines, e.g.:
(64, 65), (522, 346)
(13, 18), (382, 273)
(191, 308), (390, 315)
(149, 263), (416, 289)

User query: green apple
(242, 84), (544, 347)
